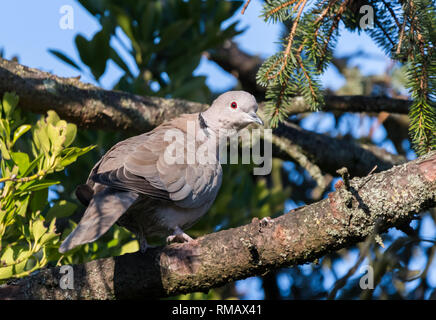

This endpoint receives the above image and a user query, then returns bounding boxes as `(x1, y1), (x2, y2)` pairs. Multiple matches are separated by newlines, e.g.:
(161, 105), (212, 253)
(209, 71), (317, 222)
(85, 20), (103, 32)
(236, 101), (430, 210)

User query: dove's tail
(59, 188), (138, 254)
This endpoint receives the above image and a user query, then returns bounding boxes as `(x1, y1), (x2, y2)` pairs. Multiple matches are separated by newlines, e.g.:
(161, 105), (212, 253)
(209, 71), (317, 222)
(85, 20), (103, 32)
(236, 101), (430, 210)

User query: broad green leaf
(0, 266), (13, 280)
(119, 240), (139, 255)
(29, 188), (49, 213)
(2, 92), (19, 119)
(63, 123), (77, 148)
(15, 196), (29, 218)
(11, 152), (30, 175)
(46, 110), (61, 125)
(31, 219), (47, 243)
(47, 123), (62, 153)
(39, 219), (58, 245)
(33, 125), (51, 154)
(75, 34), (94, 72)
(0, 246), (14, 265)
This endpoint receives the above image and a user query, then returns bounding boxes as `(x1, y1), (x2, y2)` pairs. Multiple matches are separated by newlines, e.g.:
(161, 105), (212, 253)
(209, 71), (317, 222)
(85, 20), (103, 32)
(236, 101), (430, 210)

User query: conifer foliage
(257, 0), (435, 155)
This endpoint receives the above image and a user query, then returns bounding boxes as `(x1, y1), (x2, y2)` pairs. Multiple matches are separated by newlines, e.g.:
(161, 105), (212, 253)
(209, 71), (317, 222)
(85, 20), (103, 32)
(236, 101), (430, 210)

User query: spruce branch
(257, 0), (435, 155)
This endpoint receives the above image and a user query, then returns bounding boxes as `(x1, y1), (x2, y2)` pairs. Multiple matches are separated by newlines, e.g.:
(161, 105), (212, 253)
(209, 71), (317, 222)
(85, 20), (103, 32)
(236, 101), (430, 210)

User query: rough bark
(1, 151), (434, 300)
(0, 58), (405, 177)
(0, 58), (207, 133)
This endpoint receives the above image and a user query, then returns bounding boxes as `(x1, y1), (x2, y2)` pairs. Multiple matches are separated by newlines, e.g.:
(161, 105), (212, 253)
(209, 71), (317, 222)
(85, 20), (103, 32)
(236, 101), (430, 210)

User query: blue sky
(3, 0), (431, 299)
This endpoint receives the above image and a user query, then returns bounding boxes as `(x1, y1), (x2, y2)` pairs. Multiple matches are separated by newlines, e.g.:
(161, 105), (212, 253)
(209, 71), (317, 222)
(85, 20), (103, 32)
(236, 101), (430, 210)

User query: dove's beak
(248, 112), (264, 126)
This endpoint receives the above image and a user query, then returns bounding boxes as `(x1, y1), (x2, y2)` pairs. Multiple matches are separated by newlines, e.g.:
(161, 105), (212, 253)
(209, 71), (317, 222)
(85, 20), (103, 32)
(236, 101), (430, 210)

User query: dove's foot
(166, 226), (193, 244)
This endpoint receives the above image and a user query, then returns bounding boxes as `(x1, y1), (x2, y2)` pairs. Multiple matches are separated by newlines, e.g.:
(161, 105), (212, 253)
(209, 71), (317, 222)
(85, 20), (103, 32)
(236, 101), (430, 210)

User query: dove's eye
(230, 101), (238, 109)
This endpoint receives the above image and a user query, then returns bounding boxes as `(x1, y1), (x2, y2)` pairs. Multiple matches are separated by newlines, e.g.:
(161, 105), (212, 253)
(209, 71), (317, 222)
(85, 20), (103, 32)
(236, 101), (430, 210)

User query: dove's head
(202, 91), (263, 132)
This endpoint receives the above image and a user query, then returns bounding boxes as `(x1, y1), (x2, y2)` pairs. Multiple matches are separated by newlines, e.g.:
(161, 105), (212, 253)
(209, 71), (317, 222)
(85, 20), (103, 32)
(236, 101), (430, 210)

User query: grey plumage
(59, 91), (262, 254)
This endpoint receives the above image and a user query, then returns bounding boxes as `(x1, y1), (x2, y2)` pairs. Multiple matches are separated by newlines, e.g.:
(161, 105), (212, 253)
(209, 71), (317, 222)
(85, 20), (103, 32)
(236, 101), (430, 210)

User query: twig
(267, 0), (308, 80)
(317, 0), (349, 70)
(381, 0), (401, 29)
(240, 0), (252, 15)
(270, 133), (329, 199)
(264, 0), (299, 18)
(336, 167), (351, 190)
(327, 235), (373, 299)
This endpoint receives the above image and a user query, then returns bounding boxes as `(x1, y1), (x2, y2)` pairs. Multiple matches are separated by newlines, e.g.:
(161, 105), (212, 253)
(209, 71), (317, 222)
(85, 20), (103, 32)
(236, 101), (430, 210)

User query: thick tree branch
(0, 58), (405, 178)
(0, 58), (208, 133)
(1, 151), (435, 299)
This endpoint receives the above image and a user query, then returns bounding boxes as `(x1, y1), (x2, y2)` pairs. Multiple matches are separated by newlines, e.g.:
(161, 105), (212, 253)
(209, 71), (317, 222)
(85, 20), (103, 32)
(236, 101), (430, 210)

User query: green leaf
(63, 123), (77, 148)
(0, 118), (11, 141)
(22, 153), (43, 177)
(46, 123), (62, 153)
(0, 246), (14, 265)
(30, 188), (49, 213)
(33, 124), (51, 154)
(48, 49), (82, 72)
(46, 200), (77, 221)
(119, 240), (139, 255)
(12, 124), (31, 146)
(15, 196), (29, 217)
(23, 180), (60, 192)
(46, 110), (61, 125)
(31, 219), (47, 244)
(39, 219), (58, 245)
(59, 145), (95, 168)
(2, 92), (19, 119)
(0, 139), (11, 160)
(10, 152), (30, 175)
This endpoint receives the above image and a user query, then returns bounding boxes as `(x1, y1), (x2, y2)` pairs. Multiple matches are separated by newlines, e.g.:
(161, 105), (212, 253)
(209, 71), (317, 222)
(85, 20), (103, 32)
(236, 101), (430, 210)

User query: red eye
(230, 101), (237, 109)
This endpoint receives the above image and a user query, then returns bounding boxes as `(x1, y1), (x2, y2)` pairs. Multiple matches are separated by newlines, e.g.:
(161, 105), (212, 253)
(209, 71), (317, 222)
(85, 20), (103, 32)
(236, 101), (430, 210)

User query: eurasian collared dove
(59, 91), (263, 254)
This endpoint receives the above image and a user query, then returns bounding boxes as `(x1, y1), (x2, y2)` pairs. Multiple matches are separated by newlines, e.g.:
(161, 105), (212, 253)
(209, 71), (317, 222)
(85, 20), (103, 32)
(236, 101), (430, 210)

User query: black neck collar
(198, 112), (210, 137)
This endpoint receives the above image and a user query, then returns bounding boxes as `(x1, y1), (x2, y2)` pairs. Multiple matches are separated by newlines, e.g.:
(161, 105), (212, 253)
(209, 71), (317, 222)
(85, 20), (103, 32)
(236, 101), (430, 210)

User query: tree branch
(0, 58), (207, 133)
(207, 42), (411, 114)
(283, 95), (411, 115)
(1, 151), (435, 299)
(273, 121), (406, 177)
(0, 57), (405, 177)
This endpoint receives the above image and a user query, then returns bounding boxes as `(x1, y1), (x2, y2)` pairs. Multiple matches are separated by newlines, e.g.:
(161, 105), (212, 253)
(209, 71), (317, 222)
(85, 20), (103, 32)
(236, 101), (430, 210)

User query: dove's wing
(91, 114), (220, 209)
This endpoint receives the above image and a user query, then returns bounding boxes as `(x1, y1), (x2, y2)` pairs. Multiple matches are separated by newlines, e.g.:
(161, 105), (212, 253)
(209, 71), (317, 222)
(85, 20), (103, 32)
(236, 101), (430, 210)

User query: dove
(59, 91), (263, 254)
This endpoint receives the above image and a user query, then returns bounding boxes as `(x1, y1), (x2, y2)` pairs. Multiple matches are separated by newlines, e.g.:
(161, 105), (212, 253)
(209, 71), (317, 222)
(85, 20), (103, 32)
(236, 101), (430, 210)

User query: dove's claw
(166, 233), (193, 244)
(260, 217), (273, 227)
(166, 227), (194, 244)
